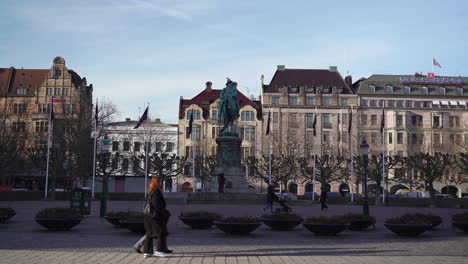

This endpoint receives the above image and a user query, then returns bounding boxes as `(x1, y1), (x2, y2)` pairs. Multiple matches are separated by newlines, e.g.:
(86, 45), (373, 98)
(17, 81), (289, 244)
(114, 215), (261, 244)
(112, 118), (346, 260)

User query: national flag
(134, 106), (148, 129)
(312, 113), (317, 136)
(433, 58), (442, 68)
(380, 108), (385, 134)
(50, 97), (55, 122)
(187, 109), (194, 137)
(427, 73), (435, 77)
(348, 109), (353, 134)
(95, 100), (98, 128)
(266, 111), (271, 135)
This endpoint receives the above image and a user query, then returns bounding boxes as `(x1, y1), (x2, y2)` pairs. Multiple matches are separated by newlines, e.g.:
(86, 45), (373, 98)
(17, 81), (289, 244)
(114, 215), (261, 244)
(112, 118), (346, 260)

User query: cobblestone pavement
(1, 201), (467, 264)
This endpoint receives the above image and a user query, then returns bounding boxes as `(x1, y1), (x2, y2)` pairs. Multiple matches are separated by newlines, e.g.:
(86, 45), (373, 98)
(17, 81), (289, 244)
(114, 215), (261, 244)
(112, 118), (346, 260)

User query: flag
(266, 111), (271, 135)
(348, 109), (353, 134)
(427, 73), (435, 77)
(312, 113), (317, 136)
(380, 108), (385, 134)
(187, 109), (194, 137)
(95, 100), (98, 128)
(134, 106), (148, 129)
(50, 97), (54, 122)
(433, 58), (442, 68)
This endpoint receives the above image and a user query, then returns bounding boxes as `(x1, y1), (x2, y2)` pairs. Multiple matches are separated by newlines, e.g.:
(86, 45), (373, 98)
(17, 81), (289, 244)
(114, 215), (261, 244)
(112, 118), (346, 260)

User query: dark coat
(144, 189), (169, 238)
(320, 190), (328, 203)
(266, 186), (277, 203)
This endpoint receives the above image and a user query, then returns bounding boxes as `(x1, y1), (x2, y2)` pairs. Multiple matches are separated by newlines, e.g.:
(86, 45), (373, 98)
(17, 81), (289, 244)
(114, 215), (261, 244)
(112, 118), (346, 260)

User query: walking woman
(320, 186), (328, 211)
(143, 177), (172, 258)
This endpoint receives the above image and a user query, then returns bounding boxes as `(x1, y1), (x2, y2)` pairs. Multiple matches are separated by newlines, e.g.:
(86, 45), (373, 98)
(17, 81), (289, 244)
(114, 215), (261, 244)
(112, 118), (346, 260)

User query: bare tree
(298, 153), (349, 188)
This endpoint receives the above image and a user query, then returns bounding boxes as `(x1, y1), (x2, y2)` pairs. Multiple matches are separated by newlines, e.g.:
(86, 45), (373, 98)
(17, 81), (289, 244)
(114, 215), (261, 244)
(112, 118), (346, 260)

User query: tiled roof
(264, 69), (353, 94)
(179, 88), (262, 120)
(0, 68), (49, 96)
(357, 74), (468, 97)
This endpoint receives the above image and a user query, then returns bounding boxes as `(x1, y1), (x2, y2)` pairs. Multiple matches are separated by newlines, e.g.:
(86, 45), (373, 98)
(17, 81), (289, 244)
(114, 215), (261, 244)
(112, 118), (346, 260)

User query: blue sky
(1, 0), (467, 124)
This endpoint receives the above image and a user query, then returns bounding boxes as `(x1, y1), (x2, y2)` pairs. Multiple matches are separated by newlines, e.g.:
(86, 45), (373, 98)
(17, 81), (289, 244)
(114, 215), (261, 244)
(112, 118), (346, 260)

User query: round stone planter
(104, 216), (121, 227)
(430, 218), (443, 229)
(214, 221), (262, 235)
(261, 218), (303, 231)
(302, 223), (349, 236)
(384, 224), (432, 237)
(348, 219), (375, 231)
(452, 222), (468, 234)
(35, 218), (83, 231)
(120, 220), (146, 234)
(179, 216), (216, 229)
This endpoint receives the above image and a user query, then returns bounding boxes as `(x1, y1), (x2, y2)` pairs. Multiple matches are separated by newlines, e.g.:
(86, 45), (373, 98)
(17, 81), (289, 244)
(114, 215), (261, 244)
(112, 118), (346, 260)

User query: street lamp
(99, 135), (110, 217)
(360, 138), (370, 216)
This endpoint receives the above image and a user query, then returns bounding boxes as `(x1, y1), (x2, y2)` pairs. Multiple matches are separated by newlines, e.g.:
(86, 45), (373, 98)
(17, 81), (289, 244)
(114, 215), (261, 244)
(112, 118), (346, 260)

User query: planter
(214, 221), (262, 235)
(452, 222), (468, 234)
(0, 208), (15, 223)
(179, 216), (216, 229)
(104, 216), (122, 227)
(430, 218), (443, 229)
(261, 218), (303, 231)
(35, 218), (83, 231)
(349, 219), (375, 231)
(120, 220), (146, 234)
(302, 223), (349, 236)
(384, 223), (432, 236)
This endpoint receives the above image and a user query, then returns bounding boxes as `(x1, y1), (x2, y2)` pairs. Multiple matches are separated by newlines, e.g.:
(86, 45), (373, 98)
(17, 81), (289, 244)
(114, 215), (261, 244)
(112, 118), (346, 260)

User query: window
(368, 85), (375, 93)
(212, 110), (218, 120)
(371, 132), (377, 144)
(323, 114), (331, 128)
(134, 142), (141, 152)
(123, 141), (130, 151)
(396, 115), (403, 126)
(278, 87), (284, 93)
(35, 121), (48, 133)
(457, 87), (463, 96)
(194, 126), (201, 140)
(370, 100), (377, 107)
(306, 96), (313, 105)
(12, 122), (26, 132)
(54, 88), (61, 96)
(361, 115), (367, 126)
(340, 98), (348, 105)
(241, 111), (255, 121)
(290, 87), (298, 93)
(433, 116), (441, 128)
(397, 132), (403, 144)
(112, 142), (119, 151)
(386, 85), (393, 94)
(421, 87), (428, 94)
(212, 126), (220, 138)
(122, 159), (129, 170)
(371, 115), (377, 125)
(187, 110), (200, 120)
(156, 142), (163, 152)
(38, 104), (50, 114)
(132, 159), (140, 173)
(242, 127), (255, 141)
(439, 87), (445, 95)
(306, 114), (314, 128)
(412, 115), (423, 126)
(361, 99), (368, 106)
(46, 88), (53, 96)
(166, 142), (174, 152)
(379, 100), (385, 107)
(271, 97), (280, 104)
(404, 85), (410, 94)
(35, 141), (47, 150)
(396, 100), (403, 107)
(14, 103), (26, 114)
(414, 101), (421, 107)
(16, 88), (26, 95)
(387, 100), (395, 107)
(64, 104), (73, 114)
(62, 88), (69, 96)
(450, 116), (460, 127)
(111, 157), (118, 170)
(388, 132), (393, 144)
(288, 96), (297, 105)
(322, 97), (330, 105)
(323, 131), (330, 142)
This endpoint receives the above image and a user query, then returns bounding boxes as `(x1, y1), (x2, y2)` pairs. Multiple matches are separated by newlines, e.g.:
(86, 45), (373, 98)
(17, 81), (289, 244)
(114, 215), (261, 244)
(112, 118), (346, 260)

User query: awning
(459, 101), (467, 106)
(441, 101), (449, 105)
(449, 101), (458, 106)
(432, 100), (440, 105)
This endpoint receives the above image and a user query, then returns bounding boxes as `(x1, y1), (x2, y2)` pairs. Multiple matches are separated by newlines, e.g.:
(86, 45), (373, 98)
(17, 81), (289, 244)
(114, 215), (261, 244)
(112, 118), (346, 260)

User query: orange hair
(147, 177), (161, 194)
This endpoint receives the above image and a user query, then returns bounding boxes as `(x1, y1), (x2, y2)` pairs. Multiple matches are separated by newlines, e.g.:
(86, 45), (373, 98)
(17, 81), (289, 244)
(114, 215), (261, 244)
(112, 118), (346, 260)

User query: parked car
(435, 194), (455, 198)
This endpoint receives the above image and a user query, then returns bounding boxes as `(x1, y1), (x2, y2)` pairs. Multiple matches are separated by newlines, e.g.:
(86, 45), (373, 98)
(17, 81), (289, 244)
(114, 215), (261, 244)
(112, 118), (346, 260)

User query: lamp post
(99, 135), (110, 217)
(360, 138), (370, 216)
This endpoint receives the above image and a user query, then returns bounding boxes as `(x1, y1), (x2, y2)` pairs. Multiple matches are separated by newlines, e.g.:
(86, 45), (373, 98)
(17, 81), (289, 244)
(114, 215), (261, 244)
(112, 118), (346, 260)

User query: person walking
(142, 177), (172, 258)
(320, 186), (328, 211)
(262, 184), (277, 213)
(217, 172), (225, 193)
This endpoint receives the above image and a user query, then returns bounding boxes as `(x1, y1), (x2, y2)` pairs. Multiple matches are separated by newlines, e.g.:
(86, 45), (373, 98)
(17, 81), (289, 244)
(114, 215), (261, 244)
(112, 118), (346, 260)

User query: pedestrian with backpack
(142, 177), (172, 258)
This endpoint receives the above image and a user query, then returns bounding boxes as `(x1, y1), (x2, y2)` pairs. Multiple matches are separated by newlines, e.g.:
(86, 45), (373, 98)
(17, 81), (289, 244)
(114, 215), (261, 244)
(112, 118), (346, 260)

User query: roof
(263, 69), (353, 94)
(357, 74), (468, 97)
(0, 68), (49, 96)
(179, 88), (263, 120)
(108, 119), (175, 128)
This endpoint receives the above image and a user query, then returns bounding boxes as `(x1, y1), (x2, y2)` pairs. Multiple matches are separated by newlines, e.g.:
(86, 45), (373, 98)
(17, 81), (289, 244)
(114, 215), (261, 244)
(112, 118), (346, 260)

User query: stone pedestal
(205, 131), (253, 193)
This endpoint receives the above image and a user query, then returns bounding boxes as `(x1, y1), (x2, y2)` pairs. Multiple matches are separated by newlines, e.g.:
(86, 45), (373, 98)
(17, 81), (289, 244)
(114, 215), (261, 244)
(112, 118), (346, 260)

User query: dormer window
(290, 87), (298, 93)
(306, 87), (314, 93)
(278, 87), (284, 93)
(16, 88), (26, 95)
(386, 85), (393, 94)
(187, 110), (201, 120)
(457, 87), (463, 96)
(337, 88), (343, 94)
(403, 85), (410, 95)
(368, 85), (375, 93)
(421, 87), (428, 94)
(438, 87), (445, 95)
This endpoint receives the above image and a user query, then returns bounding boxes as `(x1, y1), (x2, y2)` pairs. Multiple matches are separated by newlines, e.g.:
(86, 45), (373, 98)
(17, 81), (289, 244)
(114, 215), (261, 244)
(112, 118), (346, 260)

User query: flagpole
(144, 104), (149, 198)
(44, 96), (53, 199)
(268, 109), (272, 185)
(350, 105), (354, 202)
(312, 107), (317, 201)
(92, 99), (98, 198)
(381, 107), (386, 204)
(192, 108), (196, 193)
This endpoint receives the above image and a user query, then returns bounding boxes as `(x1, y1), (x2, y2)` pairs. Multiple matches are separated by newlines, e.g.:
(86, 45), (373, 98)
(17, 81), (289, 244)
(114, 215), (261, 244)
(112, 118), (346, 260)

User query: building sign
(49, 98), (65, 102)
(399, 76), (463, 85)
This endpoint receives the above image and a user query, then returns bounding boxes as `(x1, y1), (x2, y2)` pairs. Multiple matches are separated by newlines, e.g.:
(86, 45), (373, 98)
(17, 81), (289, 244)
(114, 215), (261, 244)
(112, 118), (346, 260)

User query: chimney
(155, 118), (161, 123)
(345, 75), (352, 88)
(329, 66), (338, 72)
(205, 81), (212, 91)
(277, 65), (286, 71)
(125, 118), (131, 122)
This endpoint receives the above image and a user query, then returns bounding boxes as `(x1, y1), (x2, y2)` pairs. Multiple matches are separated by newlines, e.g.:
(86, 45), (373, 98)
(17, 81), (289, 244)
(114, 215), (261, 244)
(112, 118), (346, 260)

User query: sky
(1, 0), (467, 124)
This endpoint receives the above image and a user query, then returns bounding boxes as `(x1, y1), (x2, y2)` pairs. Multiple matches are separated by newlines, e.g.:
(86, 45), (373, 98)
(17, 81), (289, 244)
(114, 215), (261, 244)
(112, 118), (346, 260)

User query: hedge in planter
(343, 213), (376, 231)
(261, 213), (303, 231)
(0, 207), (16, 223)
(214, 217), (262, 235)
(410, 213), (442, 229)
(452, 212), (468, 234)
(104, 211), (142, 228)
(179, 211), (222, 229)
(120, 212), (146, 234)
(303, 216), (349, 236)
(384, 214), (432, 237)
(35, 208), (83, 231)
